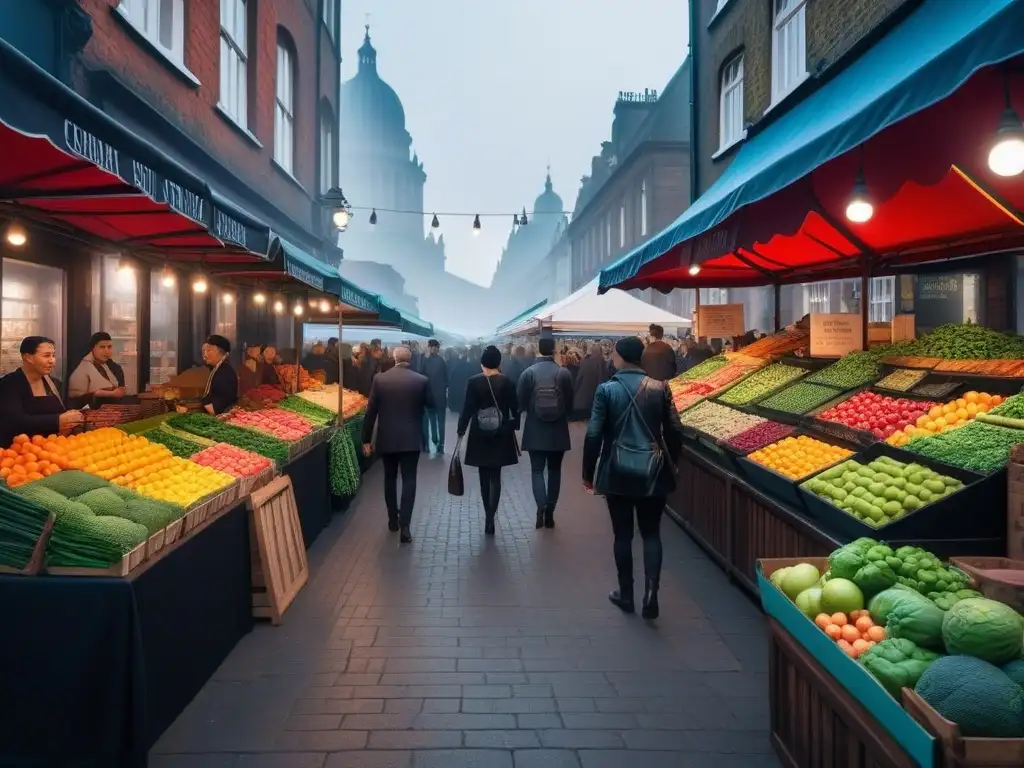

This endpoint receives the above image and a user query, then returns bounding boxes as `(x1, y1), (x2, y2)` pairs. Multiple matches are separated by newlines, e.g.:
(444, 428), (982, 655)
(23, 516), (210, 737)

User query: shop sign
(914, 273), (963, 329)
(213, 208), (248, 249)
(339, 285), (377, 314)
(63, 119), (208, 225)
(696, 303), (745, 338)
(810, 313), (864, 357)
(285, 261), (324, 292)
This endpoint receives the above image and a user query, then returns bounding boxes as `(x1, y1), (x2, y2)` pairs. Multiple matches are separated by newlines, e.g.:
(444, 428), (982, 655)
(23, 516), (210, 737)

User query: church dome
(533, 171), (563, 215)
(341, 27), (407, 138)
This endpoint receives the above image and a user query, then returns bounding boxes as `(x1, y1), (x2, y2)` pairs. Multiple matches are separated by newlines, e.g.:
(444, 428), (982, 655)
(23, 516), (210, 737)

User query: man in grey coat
(517, 337), (575, 529)
(361, 346), (434, 543)
(419, 339), (449, 454)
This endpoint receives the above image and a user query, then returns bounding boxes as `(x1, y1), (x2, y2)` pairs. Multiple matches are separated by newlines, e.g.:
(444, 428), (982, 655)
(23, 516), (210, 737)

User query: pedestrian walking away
(456, 345), (520, 535)
(517, 336), (574, 529)
(571, 341), (609, 420)
(583, 336), (684, 619)
(641, 323), (679, 382)
(361, 345), (434, 543)
(419, 338), (449, 454)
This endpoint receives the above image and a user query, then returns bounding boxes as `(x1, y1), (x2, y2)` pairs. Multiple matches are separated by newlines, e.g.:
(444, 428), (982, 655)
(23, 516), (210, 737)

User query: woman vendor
(0, 336), (84, 447)
(238, 343), (265, 393)
(176, 334), (238, 415)
(260, 344), (282, 386)
(67, 332), (127, 408)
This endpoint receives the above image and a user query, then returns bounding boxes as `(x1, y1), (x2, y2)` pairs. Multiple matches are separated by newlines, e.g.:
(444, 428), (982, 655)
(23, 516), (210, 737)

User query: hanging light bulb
(273, 299), (284, 314)
(319, 299), (331, 313)
(293, 303), (304, 316)
(4, 220), (27, 247)
(988, 108), (1024, 177)
(520, 207), (529, 226)
(117, 256), (134, 274)
(472, 214), (482, 236)
(222, 292), (234, 305)
(430, 213), (440, 229)
(332, 206), (351, 230)
(253, 291), (267, 305)
(845, 171), (874, 223)
(688, 263), (701, 276)
(192, 273), (208, 293)
(160, 265), (176, 288)
(369, 209), (378, 226)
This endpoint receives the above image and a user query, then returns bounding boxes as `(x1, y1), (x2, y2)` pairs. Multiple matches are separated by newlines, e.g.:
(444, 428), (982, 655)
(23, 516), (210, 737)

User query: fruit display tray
(797, 442), (1004, 552)
(804, 386), (941, 448)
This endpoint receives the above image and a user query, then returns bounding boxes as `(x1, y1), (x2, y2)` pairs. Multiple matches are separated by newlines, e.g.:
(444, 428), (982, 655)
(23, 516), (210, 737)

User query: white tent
(503, 279), (691, 336)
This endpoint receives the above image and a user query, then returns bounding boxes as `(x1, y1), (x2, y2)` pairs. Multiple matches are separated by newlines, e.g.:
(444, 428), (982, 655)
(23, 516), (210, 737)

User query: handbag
(476, 376), (502, 433)
(447, 437), (465, 496)
(609, 379), (665, 495)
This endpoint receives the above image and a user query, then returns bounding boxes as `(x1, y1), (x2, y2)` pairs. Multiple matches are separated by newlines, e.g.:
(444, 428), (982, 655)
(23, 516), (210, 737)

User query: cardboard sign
(696, 304), (745, 338)
(810, 313), (864, 357)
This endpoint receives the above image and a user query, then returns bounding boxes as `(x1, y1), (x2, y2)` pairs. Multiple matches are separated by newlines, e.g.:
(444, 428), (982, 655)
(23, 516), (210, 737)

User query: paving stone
(149, 419), (778, 768)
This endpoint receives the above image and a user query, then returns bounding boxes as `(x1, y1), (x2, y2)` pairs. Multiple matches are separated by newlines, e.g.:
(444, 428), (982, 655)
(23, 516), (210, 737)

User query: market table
(283, 440), (331, 548)
(0, 500), (253, 768)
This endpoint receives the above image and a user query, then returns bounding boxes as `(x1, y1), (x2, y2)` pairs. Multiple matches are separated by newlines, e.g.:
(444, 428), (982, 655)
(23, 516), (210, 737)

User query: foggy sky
(339, 0), (690, 287)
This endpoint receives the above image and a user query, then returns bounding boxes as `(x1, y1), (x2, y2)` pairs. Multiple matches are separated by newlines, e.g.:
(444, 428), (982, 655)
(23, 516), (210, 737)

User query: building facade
(565, 61), (692, 316)
(690, 0), (916, 331)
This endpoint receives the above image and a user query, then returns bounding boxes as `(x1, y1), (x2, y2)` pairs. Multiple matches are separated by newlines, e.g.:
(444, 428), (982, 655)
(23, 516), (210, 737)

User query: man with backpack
(517, 337), (574, 529)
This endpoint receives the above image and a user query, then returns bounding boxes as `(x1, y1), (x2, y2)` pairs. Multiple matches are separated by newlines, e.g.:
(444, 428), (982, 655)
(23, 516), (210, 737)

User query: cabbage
(942, 598), (1024, 665)
(886, 594), (946, 651)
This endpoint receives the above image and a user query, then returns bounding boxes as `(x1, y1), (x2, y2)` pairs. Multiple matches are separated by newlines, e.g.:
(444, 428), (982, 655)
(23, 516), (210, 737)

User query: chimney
(612, 88), (659, 155)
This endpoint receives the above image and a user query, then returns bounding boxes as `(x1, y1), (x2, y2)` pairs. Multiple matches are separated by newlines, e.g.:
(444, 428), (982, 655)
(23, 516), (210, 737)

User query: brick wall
(74, 0), (339, 235)
(694, 0), (911, 194)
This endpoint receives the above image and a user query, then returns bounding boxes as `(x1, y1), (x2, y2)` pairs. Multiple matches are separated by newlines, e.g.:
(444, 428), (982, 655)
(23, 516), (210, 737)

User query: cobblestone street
(151, 419), (779, 768)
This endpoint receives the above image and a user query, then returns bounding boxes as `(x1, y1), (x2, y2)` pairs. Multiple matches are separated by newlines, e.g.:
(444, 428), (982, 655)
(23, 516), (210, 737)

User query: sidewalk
(151, 417), (779, 768)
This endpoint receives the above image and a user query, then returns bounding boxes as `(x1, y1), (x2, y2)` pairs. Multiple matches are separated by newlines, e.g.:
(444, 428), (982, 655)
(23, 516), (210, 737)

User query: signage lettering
(163, 179), (205, 223)
(132, 161), (156, 198)
(810, 313), (864, 357)
(213, 209), (247, 248)
(286, 262), (325, 292)
(692, 224), (737, 262)
(340, 285), (376, 313)
(696, 304), (745, 338)
(64, 120), (120, 177)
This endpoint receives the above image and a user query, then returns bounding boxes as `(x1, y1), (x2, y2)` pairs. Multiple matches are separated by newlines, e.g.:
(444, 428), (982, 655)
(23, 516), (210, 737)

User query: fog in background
(340, 0), (691, 287)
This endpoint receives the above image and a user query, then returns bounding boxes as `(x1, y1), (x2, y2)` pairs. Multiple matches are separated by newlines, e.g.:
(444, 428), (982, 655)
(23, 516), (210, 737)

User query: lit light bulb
(160, 266), (176, 288)
(319, 299), (331, 312)
(192, 275), (208, 293)
(845, 172), (873, 223)
(253, 291), (267, 305)
(4, 221), (27, 247)
(988, 109), (1024, 177)
(688, 263), (701, 276)
(293, 303), (304, 316)
(332, 208), (351, 230)
(273, 300), (284, 314)
(222, 293), (234, 305)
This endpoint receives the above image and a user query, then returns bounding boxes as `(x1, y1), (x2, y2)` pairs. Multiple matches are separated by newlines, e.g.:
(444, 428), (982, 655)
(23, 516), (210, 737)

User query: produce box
(757, 558), (937, 768)
(737, 431), (857, 509)
(798, 444), (1005, 552)
(1010, 459), (1024, 560)
(806, 387), (942, 448)
(947, 557), (1024, 616)
(753, 381), (848, 421)
(902, 688), (1024, 768)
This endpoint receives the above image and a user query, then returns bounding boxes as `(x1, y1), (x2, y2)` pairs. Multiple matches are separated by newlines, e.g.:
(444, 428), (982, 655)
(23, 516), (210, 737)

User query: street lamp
(321, 187), (352, 231)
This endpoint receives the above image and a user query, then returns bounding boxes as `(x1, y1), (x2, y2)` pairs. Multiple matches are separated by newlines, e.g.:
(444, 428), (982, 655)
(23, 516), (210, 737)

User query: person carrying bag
(448, 437), (465, 497)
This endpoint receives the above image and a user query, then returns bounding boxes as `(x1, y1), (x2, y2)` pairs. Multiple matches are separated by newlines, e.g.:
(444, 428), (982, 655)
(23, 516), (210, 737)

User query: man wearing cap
(178, 335), (238, 415)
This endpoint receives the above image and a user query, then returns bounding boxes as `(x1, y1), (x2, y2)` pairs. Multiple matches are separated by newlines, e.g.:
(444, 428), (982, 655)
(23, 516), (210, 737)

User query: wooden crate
(903, 688), (1024, 768)
(248, 476), (308, 624)
(769, 619), (920, 768)
(1009, 462), (1024, 560)
(948, 557), (1024, 615)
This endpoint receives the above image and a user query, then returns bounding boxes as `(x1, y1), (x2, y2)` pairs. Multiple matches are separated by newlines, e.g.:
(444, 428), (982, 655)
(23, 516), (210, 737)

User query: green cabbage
(942, 598), (1024, 665)
(859, 638), (942, 698)
(886, 594), (946, 650)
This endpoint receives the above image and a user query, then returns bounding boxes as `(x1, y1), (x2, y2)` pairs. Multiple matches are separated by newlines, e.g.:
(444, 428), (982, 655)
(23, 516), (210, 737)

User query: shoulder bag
(476, 376), (502, 433)
(609, 378), (664, 495)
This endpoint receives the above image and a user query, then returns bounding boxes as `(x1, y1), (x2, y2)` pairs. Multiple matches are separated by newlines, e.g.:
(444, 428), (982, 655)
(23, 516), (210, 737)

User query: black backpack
(532, 368), (564, 422)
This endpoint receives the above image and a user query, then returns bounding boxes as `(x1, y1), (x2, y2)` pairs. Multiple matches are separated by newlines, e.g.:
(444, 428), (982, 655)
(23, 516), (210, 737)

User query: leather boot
(608, 582), (635, 613)
(543, 504), (555, 528)
(641, 576), (660, 620)
(484, 508), (496, 536)
(535, 506), (545, 529)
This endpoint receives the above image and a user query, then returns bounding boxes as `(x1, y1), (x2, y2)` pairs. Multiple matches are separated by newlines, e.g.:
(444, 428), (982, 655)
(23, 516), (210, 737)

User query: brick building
(689, 0), (917, 331)
(565, 59), (692, 315)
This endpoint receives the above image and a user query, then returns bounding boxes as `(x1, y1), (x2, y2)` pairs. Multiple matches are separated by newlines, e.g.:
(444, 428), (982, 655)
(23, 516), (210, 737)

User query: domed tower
(533, 169), (564, 218)
(339, 26), (426, 241)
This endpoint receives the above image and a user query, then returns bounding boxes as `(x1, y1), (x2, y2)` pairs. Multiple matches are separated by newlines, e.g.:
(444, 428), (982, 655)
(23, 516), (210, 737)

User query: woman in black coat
(457, 346), (520, 535)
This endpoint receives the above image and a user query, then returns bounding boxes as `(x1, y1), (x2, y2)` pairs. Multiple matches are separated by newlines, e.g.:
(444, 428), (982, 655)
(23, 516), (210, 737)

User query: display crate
(804, 386), (942, 448)
(948, 557), (1024, 615)
(759, 558), (937, 768)
(797, 443), (1005, 553)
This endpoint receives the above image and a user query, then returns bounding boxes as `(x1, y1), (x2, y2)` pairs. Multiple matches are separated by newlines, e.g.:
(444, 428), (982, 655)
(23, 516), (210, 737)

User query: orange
(13, 435), (28, 445)
(916, 414), (930, 428)
(942, 403), (956, 416)
(966, 403), (978, 416)
(991, 395), (1003, 407)
(965, 391), (979, 404)
(825, 625), (842, 640)
(26, 472), (43, 481)
(0, 468), (9, 479)
(928, 406), (944, 420)
(979, 392), (993, 405)
(955, 398), (967, 409)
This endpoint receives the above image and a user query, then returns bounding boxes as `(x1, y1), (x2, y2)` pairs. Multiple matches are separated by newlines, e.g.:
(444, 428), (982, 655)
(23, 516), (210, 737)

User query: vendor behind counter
(175, 335), (238, 416)
(0, 336), (84, 448)
(67, 331), (129, 409)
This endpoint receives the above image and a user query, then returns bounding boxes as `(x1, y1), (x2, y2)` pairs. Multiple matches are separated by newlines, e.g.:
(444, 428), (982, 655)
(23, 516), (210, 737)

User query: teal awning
(495, 299), (548, 334)
(600, 0), (1024, 292)
(276, 237), (382, 315)
(398, 310), (434, 338)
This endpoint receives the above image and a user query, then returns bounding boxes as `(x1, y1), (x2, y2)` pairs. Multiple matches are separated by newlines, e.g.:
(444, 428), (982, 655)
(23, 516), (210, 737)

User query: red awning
(618, 61), (1024, 292)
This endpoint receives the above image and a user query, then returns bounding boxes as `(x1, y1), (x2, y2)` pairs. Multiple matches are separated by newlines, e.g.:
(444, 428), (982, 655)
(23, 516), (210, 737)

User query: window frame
(640, 180), (648, 237)
(869, 276), (896, 323)
(218, 0), (248, 128)
(771, 0), (808, 105)
(118, 0), (185, 63)
(274, 36), (297, 175)
(618, 203), (626, 248)
(718, 53), (745, 151)
(319, 105), (335, 195)
(322, 0), (338, 40)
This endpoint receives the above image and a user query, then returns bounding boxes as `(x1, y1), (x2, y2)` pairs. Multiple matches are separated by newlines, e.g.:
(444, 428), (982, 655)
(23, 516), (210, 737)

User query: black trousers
(381, 451), (420, 526)
(606, 495), (666, 591)
(528, 450), (564, 510)
(478, 466), (502, 516)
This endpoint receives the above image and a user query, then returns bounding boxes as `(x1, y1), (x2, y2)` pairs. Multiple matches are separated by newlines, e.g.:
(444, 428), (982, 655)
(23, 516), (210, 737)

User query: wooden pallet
(249, 476), (308, 624)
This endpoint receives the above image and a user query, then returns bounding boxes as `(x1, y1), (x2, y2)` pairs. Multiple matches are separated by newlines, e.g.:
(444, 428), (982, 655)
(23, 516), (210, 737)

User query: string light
(369, 209), (378, 226)
(273, 299), (284, 314)
(253, 291), (267, 305)
(845, 170), (874, 223)
(430, 213), (440, 229)
(472, 214), (482, 236)
(221, 292), (234, 305)
(4, 220), (27, 247)
(160, 265), (176, 288)
(293, 303), (304, 316)
(192, 273), (208, 293)
(688, 263), (701, 276)
(319, 299), (331, 312)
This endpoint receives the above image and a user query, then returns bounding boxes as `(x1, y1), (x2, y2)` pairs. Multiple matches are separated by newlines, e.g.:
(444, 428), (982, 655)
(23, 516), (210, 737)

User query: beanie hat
(615, 336), (645, 365)
(480, 345), (502, 370)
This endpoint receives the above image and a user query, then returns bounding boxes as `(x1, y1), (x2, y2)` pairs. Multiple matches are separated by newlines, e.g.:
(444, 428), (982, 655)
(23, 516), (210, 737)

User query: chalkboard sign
(914, 274), (963, 331)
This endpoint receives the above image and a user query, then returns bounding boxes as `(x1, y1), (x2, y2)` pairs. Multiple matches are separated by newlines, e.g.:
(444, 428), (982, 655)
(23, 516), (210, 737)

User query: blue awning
(396, 307), (434, 338)
(600, 0), (1024, 292)
(496, 299), (548, 334)
(275, 237), (391, 320)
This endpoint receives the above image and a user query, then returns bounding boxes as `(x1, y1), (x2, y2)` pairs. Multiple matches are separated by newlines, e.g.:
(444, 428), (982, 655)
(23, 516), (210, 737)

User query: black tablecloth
(284, 441), (330, 549)
(0, 501), (253, 768)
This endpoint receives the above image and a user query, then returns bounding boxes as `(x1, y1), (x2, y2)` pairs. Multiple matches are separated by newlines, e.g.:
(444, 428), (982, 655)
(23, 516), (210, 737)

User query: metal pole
(294, 307), (301, 394)
(337, 303), (345, 428)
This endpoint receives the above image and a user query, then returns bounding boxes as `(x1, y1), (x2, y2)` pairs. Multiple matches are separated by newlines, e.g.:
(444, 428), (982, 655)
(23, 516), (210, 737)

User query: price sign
(696, 304), (745, 338)
(810, 313), (864, 357)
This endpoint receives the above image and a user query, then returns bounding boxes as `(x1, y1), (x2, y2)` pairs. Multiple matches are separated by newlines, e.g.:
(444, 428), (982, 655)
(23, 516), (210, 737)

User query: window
(619, 203), (626, 248)
(1, 260), (65, 381)
(150, 268), (179, 386)
(274, 36), (296, 174)
(772, 0), (807, 103)
(119, 0), (184, 62)
(700, 288), (729, 305)
(219, 0), (247, 126)
(214, 288), (237, 352)
(719, 54), (744, 149)
(804, 281), (831, 313)
(320, 107), (335, 194)
(99, 255), (139, 394)
(323, 0), (337, 39)
(606, 215), (612, 257)
(869, 276), (895, 323)
(640, 180), (648, 236)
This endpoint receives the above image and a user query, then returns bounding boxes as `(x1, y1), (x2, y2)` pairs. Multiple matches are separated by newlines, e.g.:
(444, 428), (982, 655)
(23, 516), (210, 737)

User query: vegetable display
(279, 395), (338, 426)
(802, 455), (964, 527)
(296, 385), (368, 419)
(667, 381), (716, 412)
(717, 363), (806, 405)
(678, 401), (765, 440)
(735, 328), (809, 359)
(758, 382), (842, 414)
(724, 421), (796, 454)
(941, 598), (1024, 665)
(747, 435), (852, 480)
(141, 428), (204, 458)
(915, 656), (1024, 737)
(167, 413), (290, 462)
(226, 408), (313, 441)
(677, 355), (729, 380)
(190, 443), (273, 478)
(886, 391), (1001, 447)
(806, 352), (881, 389)
(910, 381), (961, 398)
(0, 485), (50, 569)
(859, 638), (941, 698)
(903, 420), (1023, 472)
(897, 322), (1024, 360)
(328, 427), (361, 498)
(817, 391), (939, 441)
(243, 385), (287, 404)
(875, 369), (928, 392)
